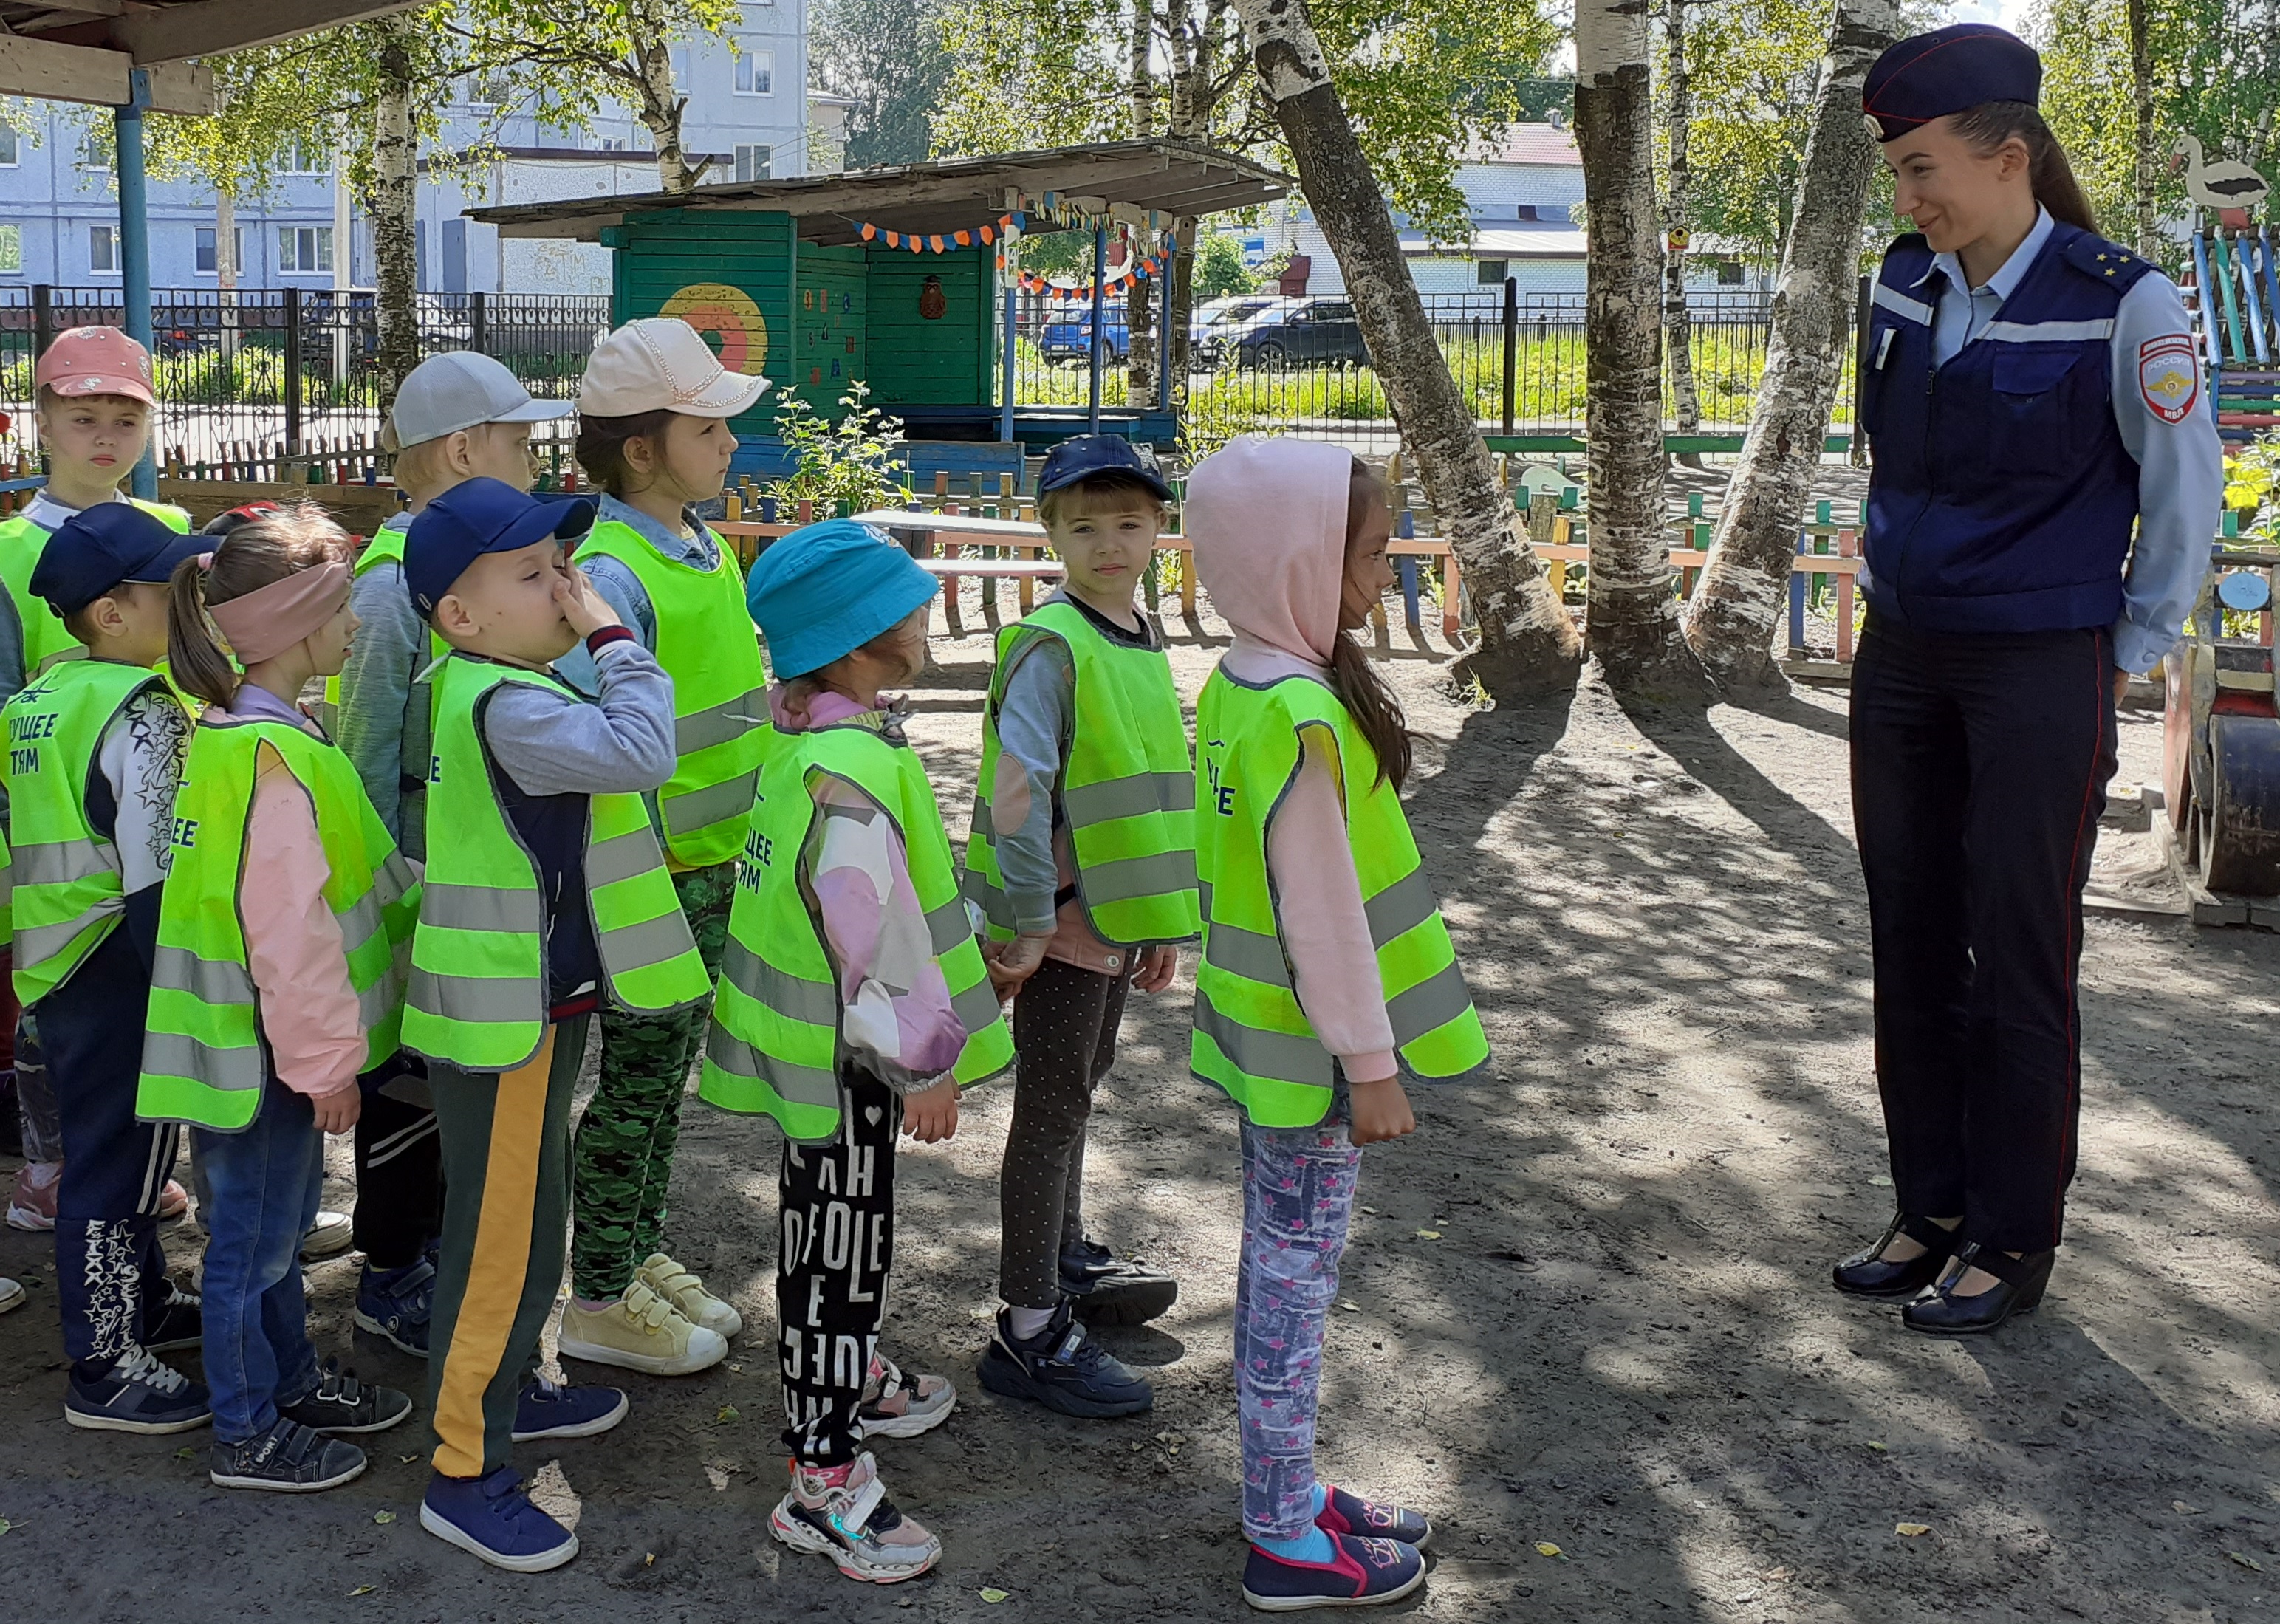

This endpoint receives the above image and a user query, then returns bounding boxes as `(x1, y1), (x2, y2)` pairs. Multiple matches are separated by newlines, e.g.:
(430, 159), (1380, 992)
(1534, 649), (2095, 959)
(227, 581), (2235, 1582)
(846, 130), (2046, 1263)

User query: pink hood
(1184, 436), (1353, 665)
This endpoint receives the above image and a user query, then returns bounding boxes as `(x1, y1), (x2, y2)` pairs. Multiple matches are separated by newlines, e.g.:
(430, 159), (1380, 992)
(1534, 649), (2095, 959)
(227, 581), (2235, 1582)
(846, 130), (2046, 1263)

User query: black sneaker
(144, 1282), (203, 1353)
(279, 1359), (412, 1436)
(210, 1418), (366, 1493)
(64, 1346), (212, 1434)
(977, 1300), (1153, 1419)
(1060, 1238), (1179, 1326)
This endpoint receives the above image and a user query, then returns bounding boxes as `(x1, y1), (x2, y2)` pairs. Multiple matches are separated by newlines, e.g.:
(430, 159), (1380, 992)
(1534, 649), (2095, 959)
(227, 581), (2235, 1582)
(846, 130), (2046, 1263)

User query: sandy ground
(3, 588), (2277, 1624)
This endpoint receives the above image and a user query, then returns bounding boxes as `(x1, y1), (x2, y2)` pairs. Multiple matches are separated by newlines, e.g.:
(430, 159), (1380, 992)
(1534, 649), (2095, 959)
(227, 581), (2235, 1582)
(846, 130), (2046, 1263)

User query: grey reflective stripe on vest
(1362, 871), (1439, 948)
(1081, 847), (1198, 907)
(951, 976), (1002, 1038)
(961, 866), (1016, 931)
(664, 770), (758, 836)
(719, 937), (840, 1026)
(335, 891), (386, 959)
(377, 850), (418, 904)
(1872, 282), (1934, 325)
(600, 911), (702, 974)
(1194, 985), (1335, 1089)
(588, 826), (663, 889)
(420, 882), (541, 935)
(151, 944), (256, 1006)
(1202, 918), (1293, 987)
(704, 1021), (838, 1111)
(407, 966), (541, 1025)
(15, 899), (122, 970)
(357, 976), (400, 1036)
(1061, 769), (1197, 827)
(674, 688), (768, 756)
(925, 898), (975, 958)
(1386, 959), (1476, 1046)
(14, 837), (113, 887)
(1982, 318), (2117, 343)
(141, 1029), (264, 1095)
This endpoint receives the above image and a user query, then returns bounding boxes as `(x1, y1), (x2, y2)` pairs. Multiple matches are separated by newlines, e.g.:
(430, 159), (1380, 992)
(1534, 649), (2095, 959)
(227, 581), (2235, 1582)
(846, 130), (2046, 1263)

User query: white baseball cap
(387, 351), (573, 450)
(577, 318), (770, 419)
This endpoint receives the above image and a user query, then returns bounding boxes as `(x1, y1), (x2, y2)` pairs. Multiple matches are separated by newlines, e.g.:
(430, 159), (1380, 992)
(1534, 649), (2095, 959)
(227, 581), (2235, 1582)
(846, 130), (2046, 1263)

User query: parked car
(1227, 298), (1370, 369)
(1039, 309), (1131, 363)
(1188, 295), (1284, 349)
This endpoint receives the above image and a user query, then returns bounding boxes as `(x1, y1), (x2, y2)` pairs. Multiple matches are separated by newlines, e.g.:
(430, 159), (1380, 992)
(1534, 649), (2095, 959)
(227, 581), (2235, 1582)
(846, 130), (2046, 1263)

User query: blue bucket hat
(747, 519), (939, 680)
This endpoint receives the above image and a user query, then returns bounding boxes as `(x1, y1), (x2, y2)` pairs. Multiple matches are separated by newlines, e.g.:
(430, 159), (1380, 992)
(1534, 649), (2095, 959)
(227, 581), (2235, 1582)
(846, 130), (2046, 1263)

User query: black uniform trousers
(1849, 617), (2117, 1253)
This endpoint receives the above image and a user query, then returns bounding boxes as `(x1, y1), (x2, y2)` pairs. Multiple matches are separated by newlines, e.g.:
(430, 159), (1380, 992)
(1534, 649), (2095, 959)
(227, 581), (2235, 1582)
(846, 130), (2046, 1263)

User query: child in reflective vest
(959, 436), (1196, 1418)
(0, 831), (18, 1320)
(1184, 439), (1490, 1613)
(142, 503), (418, 1493)
(704, 519), (1012, 1586)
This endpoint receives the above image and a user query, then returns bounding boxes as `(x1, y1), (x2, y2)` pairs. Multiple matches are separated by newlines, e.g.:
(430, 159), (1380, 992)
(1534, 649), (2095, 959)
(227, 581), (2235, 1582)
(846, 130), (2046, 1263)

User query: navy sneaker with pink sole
(1240, 1533), (1425, 1612)
(1316, 1484), (1431, 1546)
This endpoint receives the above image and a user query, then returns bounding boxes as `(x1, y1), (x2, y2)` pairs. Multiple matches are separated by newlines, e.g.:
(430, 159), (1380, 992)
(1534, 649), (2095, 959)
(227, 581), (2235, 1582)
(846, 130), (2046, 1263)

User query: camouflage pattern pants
(569, 860), (733, 1301)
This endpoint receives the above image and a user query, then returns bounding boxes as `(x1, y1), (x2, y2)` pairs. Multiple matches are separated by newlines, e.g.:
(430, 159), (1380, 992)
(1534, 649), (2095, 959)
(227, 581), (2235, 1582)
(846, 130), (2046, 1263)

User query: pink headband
(207, 561), (351, 665)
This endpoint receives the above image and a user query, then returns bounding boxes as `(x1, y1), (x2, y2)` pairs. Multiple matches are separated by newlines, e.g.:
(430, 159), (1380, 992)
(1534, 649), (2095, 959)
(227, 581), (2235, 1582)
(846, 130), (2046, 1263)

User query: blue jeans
(195, 1077), (326, 1444)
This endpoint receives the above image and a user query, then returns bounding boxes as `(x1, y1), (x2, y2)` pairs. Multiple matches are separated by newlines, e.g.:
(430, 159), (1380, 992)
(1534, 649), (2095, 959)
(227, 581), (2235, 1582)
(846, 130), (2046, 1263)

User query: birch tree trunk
(2126, 0), (2160, 259)
(216, 188), (239, 364)
(1228, 0), (1581, 691)
(629, 0), (706, 193)
(1126, 2), (1160, 408)
(1574, 0), (1680, 679)
(372, 18), (422, 406)
(1663, 0), (1703, 446)
(1680, 0), (1900, 688)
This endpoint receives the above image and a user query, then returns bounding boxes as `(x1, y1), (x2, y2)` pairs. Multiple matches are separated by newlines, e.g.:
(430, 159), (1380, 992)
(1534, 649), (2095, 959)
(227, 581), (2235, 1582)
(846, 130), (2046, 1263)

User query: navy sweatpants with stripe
(1850, 618), (2118, 1253)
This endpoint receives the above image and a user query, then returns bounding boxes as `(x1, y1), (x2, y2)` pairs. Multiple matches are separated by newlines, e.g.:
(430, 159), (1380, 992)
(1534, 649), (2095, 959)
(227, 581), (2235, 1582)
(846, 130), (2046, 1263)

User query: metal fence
(0, 286), (609, 474)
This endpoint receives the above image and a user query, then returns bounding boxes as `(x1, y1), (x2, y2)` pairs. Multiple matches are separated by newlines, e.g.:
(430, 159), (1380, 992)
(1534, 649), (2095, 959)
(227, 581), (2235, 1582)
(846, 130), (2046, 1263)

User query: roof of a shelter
(1465, 123), (1583, 168)
(1, 0), (421, 112)
(467, 140), (1295, 247)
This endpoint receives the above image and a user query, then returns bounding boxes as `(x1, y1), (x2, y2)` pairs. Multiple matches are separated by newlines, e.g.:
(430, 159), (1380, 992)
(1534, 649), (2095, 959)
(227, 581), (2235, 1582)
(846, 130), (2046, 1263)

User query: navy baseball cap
(1037, 435), (1172, 501)
(404, 476), (595, 620)
(30, 501), (205, 617)
(1864, 24), (2041, 143)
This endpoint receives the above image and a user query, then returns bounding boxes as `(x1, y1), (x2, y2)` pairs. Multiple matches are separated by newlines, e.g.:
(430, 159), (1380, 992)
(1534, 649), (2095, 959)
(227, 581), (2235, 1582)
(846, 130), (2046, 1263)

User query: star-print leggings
(1235, 1085), (1362, 1543)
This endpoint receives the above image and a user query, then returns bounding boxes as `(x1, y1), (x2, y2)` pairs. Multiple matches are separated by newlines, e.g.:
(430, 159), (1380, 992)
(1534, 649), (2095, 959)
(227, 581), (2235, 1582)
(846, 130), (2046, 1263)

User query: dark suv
(1233, 298), (1369, 367)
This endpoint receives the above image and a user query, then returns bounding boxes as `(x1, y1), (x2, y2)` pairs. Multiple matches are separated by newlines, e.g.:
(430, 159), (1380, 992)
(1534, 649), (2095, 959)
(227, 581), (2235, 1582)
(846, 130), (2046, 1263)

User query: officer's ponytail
(1329, 459), (1414, 794)
(166, 502), (349, 709)
(1948, 101), (2099, 234)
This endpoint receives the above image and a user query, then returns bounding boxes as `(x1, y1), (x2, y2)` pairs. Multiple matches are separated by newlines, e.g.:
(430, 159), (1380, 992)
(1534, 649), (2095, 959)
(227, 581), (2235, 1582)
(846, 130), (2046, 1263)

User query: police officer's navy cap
(404, 476), (595, 619)
(30, 501), (205, 617)
(1037, 434), (1173, 501)
(1863, 24), (2041, 143)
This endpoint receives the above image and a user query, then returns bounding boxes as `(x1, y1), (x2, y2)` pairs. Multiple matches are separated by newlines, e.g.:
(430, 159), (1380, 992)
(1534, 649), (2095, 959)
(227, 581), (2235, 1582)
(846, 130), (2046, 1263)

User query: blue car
(1040, 309), (1132, 363)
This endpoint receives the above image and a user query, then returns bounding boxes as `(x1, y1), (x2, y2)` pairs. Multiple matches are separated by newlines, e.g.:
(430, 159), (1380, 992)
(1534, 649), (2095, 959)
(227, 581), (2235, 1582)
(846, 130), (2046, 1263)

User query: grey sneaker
(210, 1418), (366, 1493)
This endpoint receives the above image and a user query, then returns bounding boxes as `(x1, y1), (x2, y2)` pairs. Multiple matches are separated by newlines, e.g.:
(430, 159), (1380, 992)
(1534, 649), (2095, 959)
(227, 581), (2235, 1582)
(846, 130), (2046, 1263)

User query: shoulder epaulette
(2061, 233), (2154, 294)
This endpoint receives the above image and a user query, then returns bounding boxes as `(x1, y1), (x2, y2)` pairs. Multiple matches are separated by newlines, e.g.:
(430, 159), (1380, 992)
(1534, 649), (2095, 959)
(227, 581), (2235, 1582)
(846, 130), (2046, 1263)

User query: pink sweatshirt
(1185, 438), (1398, 1084)
(225, 686), (366, 1100)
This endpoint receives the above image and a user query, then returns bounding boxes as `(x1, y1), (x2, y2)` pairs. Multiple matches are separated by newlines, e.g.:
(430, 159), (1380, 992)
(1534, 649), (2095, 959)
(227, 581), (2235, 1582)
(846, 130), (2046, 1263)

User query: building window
(0, 225), (20, 274)
(279, 225), (334, 274)
(196, 226), (244, 275)
(733, 145), (772, 183)
(1716, 258), (1745, 287)
(1476, 258), (1509, 286)
(464, 72), (511, 108)
(601, 137), (628, 151)
(78, 134), (109, 171)
(0, 126), (18, 168)
(735, 44), (774, 95)
(89, 224), (117, 273)
(1512, 204), (1539, 222)
(280, 140), (329, 175)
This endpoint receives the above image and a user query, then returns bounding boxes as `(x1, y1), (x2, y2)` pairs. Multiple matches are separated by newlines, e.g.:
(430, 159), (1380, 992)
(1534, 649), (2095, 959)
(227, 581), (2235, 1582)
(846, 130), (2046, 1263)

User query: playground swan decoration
(2174, 133), (2270, 213)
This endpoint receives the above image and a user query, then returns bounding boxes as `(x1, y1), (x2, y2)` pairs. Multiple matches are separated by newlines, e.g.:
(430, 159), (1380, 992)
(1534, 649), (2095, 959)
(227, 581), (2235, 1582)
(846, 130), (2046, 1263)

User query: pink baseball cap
(35, 326), (156, 406)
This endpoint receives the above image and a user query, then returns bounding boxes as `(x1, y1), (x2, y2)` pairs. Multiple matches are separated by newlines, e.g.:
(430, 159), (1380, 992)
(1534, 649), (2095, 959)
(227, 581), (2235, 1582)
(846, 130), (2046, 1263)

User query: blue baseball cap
(404, 476), (595, 619)
(1037, 434), (1172, 501)
(30, 501), (206, 617)
(1864, 25), (2041, 143)
(746, 520), (938, 681)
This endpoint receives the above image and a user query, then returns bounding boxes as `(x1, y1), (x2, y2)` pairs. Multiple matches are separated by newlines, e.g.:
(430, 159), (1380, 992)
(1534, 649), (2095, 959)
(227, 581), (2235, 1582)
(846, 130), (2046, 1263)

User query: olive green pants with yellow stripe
(426, 1015), (590, 1481)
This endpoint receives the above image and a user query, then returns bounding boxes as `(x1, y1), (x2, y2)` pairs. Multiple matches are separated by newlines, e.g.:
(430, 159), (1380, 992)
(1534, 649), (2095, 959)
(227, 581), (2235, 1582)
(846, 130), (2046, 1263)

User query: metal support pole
(1157, 234), (1175, 420)
(114, 71), (157, 498)
(1502, 276), (1518, 436)
(1850, 273), (1872, 467)
(283, 286), (304, 454)
(470, 288), (487, 356)
(1088, 223), (1106, 436)
(999, 258), (1017, 445)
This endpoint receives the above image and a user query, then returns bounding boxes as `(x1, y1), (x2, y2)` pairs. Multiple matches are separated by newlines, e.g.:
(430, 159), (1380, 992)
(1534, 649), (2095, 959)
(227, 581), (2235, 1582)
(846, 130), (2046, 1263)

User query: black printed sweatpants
(778, 1067), (900, 1468)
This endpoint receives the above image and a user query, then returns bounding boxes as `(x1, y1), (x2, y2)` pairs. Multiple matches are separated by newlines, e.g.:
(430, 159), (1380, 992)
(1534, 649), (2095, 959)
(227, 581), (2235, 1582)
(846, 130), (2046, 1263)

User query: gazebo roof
(0, 0), (421, 113)
(468, 139), (1295, 247)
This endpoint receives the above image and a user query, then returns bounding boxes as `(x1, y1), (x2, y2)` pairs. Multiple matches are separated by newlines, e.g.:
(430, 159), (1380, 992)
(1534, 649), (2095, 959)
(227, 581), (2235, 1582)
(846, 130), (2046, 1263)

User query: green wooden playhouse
(470, 140), (1290, 483)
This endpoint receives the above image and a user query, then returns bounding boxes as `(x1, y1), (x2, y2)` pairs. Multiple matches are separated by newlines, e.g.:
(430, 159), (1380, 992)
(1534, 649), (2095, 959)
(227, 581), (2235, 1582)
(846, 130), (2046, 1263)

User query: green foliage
(2226, 434), (2280, 538)
(1193, 236), (1261, 303)
(815, 0), (952, 166)
(768, 382), (917, 514)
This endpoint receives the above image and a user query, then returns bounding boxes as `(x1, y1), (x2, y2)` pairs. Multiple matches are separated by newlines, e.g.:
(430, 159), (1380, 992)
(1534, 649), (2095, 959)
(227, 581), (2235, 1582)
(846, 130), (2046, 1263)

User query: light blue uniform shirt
(554, 493), (725, 696)
(1928, 208), (2224, 674)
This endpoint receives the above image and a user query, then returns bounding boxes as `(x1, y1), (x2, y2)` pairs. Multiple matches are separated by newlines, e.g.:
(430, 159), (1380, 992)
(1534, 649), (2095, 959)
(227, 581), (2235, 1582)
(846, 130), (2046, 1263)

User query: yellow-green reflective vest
(137, 716), (421, 1131)
(700, 718), (1013, 1141)
(321, 521), (445, 859)
(962, 601), (1201, 949)
(572, 519), (768, 869)
(0, 499), (191, 677)
(402, 654), (711, 1072)
(0, 828), (13, 951)
(1191, 671), (1488, 1127)
(3, 659), (182, 1004)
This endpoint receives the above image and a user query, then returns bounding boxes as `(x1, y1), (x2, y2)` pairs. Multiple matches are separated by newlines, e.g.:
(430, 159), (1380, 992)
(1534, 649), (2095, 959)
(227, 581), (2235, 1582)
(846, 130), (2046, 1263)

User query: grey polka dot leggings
(999, 956), (1130, 1309)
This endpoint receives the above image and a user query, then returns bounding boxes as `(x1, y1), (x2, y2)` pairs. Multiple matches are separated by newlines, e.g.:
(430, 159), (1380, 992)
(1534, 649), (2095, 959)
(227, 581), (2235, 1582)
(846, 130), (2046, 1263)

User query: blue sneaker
(353, 1257), (436, 1356)
(1317, 1484), (1432, 1546)
(421, 1466), (578, 1572)
(512, 1377), (629, 1442)
(64, 1346), (213, 1434)
(1240, 1533), (1425, 1611)
(976, 1300), (1153, 1419)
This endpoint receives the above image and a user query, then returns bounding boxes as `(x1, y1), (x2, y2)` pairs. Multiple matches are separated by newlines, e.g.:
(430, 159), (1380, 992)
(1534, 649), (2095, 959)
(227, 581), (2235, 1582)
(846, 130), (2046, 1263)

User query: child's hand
(1132, 942), (1178, 993)
(903, 1077), (959, 1143)
(309, 1087), (362, 1136)
(981, 933), (1050, 1001)
(1348, 1076), (1415, 1145)
(552, 564), (623, 637)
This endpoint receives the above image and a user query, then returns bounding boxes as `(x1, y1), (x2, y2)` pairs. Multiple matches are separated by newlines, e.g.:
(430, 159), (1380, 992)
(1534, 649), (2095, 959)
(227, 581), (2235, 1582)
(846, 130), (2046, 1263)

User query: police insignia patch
(2137, 335), (2199, 425)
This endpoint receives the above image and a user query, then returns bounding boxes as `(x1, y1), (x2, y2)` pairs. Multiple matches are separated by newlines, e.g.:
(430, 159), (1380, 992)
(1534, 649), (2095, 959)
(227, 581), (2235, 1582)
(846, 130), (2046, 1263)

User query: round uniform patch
(2137, 335), (2200, 424)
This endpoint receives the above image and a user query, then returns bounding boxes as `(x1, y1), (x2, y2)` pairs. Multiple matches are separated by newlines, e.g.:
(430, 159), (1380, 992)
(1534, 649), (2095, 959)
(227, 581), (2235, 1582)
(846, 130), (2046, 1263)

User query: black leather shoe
(1901, 1244), (2054, 1335)
(1832, 1213), (1961, 1299)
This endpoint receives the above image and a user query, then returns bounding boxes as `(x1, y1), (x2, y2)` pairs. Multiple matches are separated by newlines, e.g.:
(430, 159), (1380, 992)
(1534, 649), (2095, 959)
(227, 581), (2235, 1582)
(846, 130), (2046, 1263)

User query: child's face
(39, 394), (150, 487)
(842, 605), (931, 693)
(625, 413), (737, 506)
(1339, 501), (1396, 633)
(464, 422), (537, 492)
(304, 596), (360, 679)
(433, 538), (581, 667)
(81, 580), (171, 668)
(1045, 498), (1160, 608)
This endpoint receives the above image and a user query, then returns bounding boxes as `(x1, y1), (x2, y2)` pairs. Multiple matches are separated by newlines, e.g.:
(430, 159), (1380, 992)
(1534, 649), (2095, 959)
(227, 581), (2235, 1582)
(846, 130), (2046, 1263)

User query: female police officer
(1832, 25), (2222, 1333)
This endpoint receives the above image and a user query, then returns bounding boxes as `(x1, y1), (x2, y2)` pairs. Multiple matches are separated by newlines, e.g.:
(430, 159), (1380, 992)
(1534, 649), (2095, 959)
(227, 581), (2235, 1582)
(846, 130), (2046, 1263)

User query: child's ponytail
(166, 501), (351, 708)
(1329, 458), (1414, 793)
